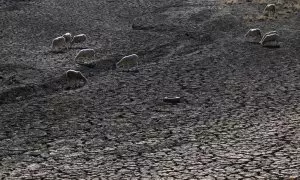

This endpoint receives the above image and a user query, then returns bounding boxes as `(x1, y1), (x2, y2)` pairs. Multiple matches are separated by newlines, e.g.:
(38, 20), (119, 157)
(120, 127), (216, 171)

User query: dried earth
(0, 0), (299, 179)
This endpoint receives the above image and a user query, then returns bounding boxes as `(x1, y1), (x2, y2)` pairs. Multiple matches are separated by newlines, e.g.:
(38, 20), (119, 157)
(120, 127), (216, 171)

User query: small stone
(163, 96), (181, 104)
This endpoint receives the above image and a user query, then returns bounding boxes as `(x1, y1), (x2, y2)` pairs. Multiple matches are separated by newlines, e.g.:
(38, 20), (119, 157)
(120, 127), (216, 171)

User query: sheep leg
(67, 79), (72, 89)
(52, 46), (57, 52)
(74, 80), (78, 88)
(81, 76), (87, 85)
(72, 79), (77, 89)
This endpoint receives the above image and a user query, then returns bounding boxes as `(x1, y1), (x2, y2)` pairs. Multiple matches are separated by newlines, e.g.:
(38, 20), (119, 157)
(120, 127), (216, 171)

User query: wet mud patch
(76, 41), (177, 72)
(0, 63), (45, 88)
(0, 76), (68, 106)
(0, 0), (31, 12)
(0, 85), (38, 105)
(0, 63), (38, 74)
(188, 8), (214, 23)
(132, 5), (205, 33)
(201, 13), (245, 40)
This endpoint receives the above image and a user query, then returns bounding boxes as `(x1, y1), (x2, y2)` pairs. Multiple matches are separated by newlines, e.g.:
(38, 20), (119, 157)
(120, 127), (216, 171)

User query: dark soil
(0, 0), (299, 179)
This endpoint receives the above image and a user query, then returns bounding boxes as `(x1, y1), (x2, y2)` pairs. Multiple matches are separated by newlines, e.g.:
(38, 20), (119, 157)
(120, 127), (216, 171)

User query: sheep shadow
(69, 46), (89, 50)
(64, 83), (86, 91)
(0, 75), (67, 105)
(262, 45), (281, 49)
(118, 68), (140, 73)
(76, 56), (119, 71)
(49, 50), (68, 54)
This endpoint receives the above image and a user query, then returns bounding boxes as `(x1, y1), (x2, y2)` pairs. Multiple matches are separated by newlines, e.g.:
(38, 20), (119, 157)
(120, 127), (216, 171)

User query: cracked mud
(0, 0), (299, 179)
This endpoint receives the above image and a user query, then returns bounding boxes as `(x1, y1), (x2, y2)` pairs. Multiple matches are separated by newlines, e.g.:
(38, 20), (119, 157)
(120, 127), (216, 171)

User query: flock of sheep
(245, 28), (280, 47)
(245, 4), (280, 47)
(50, 3), (280, 90)
(51, 33), (139, 89)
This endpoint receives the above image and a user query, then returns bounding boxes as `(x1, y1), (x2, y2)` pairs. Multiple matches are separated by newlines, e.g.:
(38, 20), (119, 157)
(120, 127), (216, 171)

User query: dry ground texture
(0, 0), (300, 179)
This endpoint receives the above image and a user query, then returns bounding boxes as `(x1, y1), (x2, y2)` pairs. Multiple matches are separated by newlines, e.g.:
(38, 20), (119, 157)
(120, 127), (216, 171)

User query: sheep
(264, 4), (276, 16)
(116, 54), (139, 69)
(51, 36), (67, 52)
(74, 49), (95, 62)
(71, 34), (87, 47)
(65, 69), (87, 89)
(62, 32), (72, 49)
(263, 31), (278, 37)
(260, 31), (278, 41)
(244, 28), (262, 43)
(260, 31), (280, 47)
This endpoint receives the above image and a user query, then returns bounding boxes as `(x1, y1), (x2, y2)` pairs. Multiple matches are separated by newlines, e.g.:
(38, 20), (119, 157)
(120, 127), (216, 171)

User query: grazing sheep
(62, 32), (72, 48)
(264, 4), (276, 16)
(261, 31), (278, 41)
(65, 70), (87, 89)
(116, 54), (139, 69)
(260, 31), (280, 47)
(244, 28), (262, 43)
(75, 49), (95, 61)
(263, 31), (278, 37)
(51, 36), (67, 52)
(71, 34), (87, 46)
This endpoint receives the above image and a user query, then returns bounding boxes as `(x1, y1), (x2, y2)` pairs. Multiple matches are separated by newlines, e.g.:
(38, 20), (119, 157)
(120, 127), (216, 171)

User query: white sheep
(71, 34), (87, 46)
(74, 49), (95, 61)
(260, 31), (278, 41)
(263, 31), (278, 37)
(264, 4), (276, 16)
(244, 28), (262, 43)
(116, 54), (139, 69)
(62, 32), (72, 48)
(65, 69), (87, 89)
(260, 31), (280, 47)
(51, 36), (67, 52)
